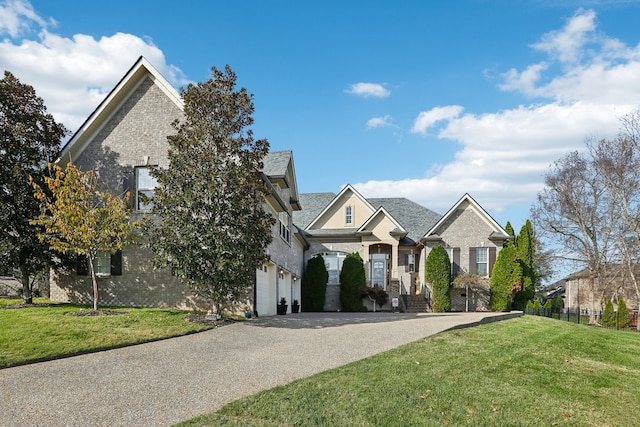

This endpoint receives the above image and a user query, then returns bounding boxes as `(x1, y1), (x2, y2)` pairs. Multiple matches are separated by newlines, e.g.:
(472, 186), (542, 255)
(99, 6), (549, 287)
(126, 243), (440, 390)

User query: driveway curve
(0, 311), (520, 427)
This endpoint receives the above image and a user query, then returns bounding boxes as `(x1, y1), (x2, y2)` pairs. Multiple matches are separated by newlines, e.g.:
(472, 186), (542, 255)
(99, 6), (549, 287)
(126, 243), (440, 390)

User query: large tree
(0, 71), (67, 303)
(532, 150), (617, 323)
(32, 163), (138, 310)
(425, 245), (452, 312)
(589, 113), (640, 330)
(148, 65), (273, 316)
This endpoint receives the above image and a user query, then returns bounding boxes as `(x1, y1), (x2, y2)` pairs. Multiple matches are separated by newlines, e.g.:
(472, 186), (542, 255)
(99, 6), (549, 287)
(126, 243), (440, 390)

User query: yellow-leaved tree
(31, 162), (138, 311)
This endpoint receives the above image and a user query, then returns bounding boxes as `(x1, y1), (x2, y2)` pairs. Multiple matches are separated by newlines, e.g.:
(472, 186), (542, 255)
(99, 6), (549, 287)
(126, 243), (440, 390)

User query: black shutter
(452, 247), (460, 276)
(110, 250), (123, 276)
(77, 255), (89, 276)
(123, 168), (135, 209)
(468, 248), (476, 274)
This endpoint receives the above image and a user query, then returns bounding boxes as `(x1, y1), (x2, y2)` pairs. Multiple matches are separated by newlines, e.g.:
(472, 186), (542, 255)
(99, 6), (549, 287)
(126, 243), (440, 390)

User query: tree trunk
(89, 256), (99, 311)
(19, 261), (32, 304)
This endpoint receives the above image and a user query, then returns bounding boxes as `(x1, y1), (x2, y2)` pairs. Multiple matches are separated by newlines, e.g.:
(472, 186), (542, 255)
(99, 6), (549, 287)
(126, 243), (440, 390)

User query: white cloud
(0, 1), (187, 132)
(411, 105), (463, 135)
(355, 9), (640, 220)
(366, 115), (393, 129)
(345, 82), (390, 98)
(0, 0), (52, 37)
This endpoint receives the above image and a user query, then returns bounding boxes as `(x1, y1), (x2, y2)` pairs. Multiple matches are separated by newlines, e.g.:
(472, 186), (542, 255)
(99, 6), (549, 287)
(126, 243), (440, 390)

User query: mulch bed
(74, 310), (129, 316)
(184, 313), (237, 328)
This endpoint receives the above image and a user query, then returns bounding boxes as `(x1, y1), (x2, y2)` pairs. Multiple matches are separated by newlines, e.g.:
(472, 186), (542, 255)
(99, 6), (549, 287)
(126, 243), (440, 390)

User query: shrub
(533, 299), (542, 309)
(359, 287), (389, 311)
(551, 295), (564, 309)
(302, 255), (328, 311)
(617, 297), (630, 329)
(543, 299), (552, 317)
(602, 300), (615, 327)
(526, 300), (535, 309)
(339, 253), (367, 312)
(490, 243), (521, 312)
(425, 246), (452, 312)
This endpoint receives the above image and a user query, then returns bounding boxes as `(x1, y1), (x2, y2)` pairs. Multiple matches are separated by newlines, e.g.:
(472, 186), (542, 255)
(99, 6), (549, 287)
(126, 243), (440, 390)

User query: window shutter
(488, 247), (497, 276)
(468, 248), (476, 274)
(77, 255), (89, 276)
(452, 247), (460, 276)
(110, 250), (123, 276)
(123, 168), (135, 209)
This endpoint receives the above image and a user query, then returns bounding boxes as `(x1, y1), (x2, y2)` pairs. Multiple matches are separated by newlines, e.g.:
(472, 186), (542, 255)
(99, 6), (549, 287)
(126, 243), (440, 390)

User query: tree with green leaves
(0, 71), (67, 303)
(148, 65), (273, 316)
(505, 221), (515, 241)
(32, 163), (138, 310)
(302, 255), (328, 311)
(602, 300), (615, 327)
(425, 245), (452, 312)
(616, 297), (629, 329)
(513, 220), (536, 310)
(490, 242), (521, 312)
(339, 252), (367, 311)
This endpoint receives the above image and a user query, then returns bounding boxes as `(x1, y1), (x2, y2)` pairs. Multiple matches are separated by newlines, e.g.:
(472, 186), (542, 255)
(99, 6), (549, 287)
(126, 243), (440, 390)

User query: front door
(370, 253), (388, 290)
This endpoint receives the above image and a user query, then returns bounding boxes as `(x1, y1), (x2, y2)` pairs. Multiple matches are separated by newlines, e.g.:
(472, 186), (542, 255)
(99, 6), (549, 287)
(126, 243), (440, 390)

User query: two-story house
(50, 56), (305, 315)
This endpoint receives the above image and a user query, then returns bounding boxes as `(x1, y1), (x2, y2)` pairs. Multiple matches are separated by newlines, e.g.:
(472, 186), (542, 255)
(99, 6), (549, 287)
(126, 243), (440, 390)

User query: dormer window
(345, 206), (353, 225)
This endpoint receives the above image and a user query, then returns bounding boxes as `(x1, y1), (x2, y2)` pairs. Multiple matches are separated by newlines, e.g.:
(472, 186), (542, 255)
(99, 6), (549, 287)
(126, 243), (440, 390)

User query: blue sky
(3, 0), (640, 232)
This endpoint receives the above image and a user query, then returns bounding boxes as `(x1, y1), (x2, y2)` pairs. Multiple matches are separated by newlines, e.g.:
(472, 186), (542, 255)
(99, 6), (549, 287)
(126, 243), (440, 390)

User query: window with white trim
(345, 206), (353, 225)
(476, 247), (488, 276)
(135, 167), (158, 211)
(279, 211), (290, 243)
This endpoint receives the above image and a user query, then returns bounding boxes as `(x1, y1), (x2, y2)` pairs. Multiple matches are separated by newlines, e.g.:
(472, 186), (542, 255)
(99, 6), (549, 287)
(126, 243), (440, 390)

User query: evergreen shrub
(302, 255), (328, 312)
(339, 253), (367, 312)
(425, 246), (452, 312)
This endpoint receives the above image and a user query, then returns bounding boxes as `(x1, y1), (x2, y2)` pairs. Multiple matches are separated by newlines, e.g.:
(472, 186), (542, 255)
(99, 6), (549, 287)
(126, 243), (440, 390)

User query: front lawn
(178, 316), (640, 426)
(0, 298), (211, 368)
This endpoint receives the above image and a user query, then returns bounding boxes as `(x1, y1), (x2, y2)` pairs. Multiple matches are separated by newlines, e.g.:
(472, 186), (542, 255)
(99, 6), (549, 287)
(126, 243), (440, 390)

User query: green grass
(0, 297), (211, 368)
(177, 316), (640, 427)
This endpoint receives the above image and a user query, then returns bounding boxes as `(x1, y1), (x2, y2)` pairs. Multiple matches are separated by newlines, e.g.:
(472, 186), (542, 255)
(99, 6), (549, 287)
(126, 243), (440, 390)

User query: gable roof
(368, 197), (441, 245)
(422, 193), (509, 241)
(262, 150), (301, 210)
(292, 192), (336, 229)
(305, 184), (375, 230)
(57, 56), (183, 164)
(292, 187), (442, 245)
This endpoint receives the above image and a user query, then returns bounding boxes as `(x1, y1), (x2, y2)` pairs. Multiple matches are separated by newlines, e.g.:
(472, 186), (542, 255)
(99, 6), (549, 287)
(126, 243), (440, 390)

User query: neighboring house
(293, 187), (509, 312)
(49, 56), (305, 315)
(564, 266), (640, 312)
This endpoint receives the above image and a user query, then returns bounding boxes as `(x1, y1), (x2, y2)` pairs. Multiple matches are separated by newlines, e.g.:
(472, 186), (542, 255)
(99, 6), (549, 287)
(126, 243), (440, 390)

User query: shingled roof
(262, 150), (292, 177)
(368, 197), (441, 245)
(292, 192), (442, 245)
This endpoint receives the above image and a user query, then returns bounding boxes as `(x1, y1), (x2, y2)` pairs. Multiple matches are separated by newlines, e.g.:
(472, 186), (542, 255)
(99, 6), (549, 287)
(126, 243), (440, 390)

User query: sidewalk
(0, 311), (520, 427)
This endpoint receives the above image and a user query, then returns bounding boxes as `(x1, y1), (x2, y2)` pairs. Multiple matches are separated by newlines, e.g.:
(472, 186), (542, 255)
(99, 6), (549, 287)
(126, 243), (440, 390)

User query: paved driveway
(0, 311), (520, 427)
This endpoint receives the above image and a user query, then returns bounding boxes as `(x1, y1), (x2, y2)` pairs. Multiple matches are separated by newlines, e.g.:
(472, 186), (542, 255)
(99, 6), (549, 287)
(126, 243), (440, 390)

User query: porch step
(403, 294), (431, 313)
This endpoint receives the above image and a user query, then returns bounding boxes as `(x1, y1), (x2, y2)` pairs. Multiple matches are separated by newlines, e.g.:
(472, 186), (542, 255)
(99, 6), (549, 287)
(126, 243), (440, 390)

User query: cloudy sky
(3, 0), (640, 230)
